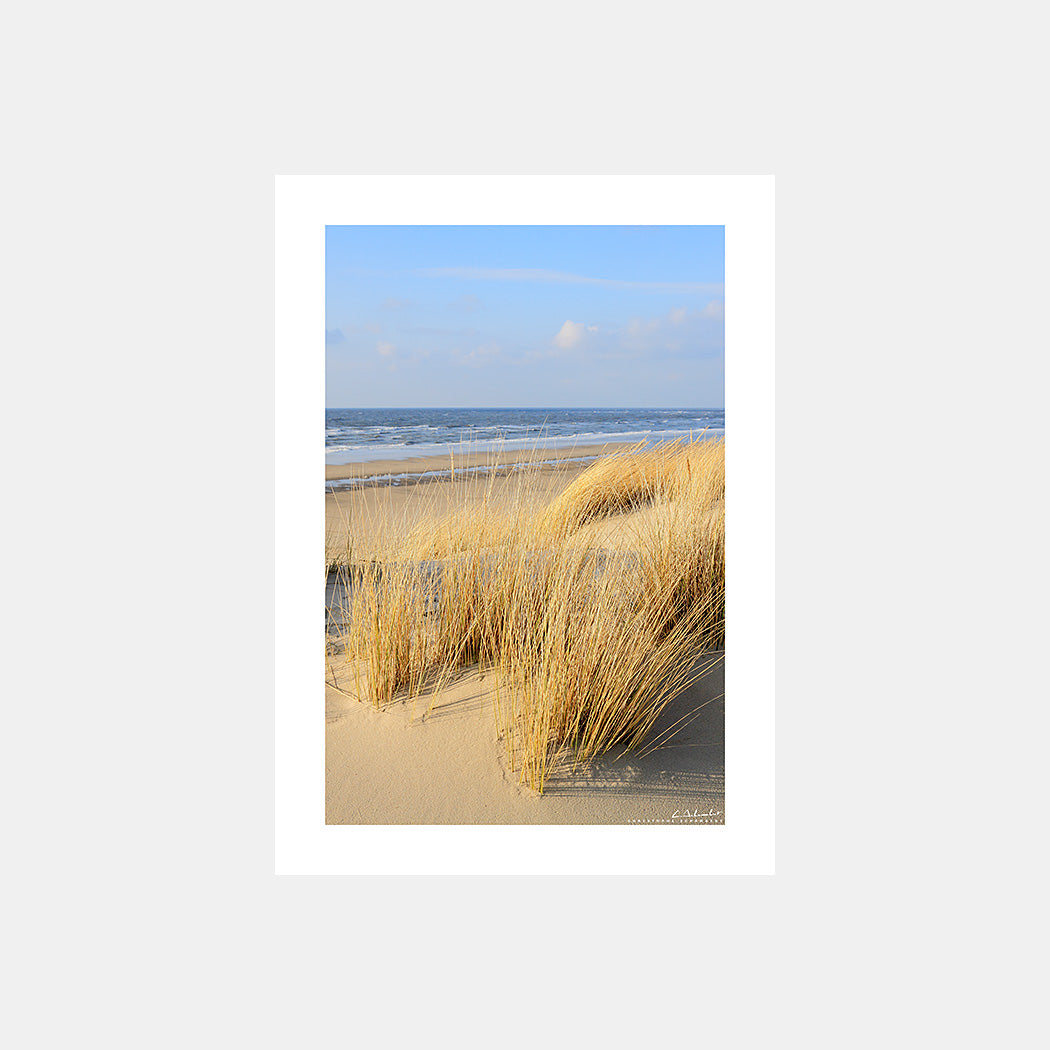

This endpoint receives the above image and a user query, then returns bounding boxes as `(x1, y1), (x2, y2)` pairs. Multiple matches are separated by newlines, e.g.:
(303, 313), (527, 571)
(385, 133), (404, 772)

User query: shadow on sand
(538, 654), (724, 810)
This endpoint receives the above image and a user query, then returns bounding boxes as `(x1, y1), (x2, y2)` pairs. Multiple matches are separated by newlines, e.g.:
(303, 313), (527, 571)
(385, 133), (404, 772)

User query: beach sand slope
(325, 658), (724, 825)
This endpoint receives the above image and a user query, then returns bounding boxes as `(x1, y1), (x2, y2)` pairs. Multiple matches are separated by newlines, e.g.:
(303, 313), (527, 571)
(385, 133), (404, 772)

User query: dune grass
(539, 435), (724, 536)
(326, 438), (725, 792)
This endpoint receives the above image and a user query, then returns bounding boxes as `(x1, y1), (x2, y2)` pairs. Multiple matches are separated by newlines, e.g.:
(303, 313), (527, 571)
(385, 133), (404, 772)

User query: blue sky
(325, 226), (724, 408)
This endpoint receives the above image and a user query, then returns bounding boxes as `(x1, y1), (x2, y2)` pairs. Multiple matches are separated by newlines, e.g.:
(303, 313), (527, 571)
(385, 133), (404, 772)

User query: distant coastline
(325, 406), (725, 465)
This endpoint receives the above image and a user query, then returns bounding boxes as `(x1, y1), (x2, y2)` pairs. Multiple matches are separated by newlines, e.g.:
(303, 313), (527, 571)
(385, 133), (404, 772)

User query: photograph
(323, 225), (726, 824)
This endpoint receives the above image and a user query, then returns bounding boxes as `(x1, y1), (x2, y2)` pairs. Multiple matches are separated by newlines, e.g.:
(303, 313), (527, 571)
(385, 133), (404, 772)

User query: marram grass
(327, 438), (725, 792)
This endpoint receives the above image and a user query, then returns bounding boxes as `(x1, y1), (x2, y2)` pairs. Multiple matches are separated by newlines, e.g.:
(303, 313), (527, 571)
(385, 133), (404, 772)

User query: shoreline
(324, 440), (644, 484)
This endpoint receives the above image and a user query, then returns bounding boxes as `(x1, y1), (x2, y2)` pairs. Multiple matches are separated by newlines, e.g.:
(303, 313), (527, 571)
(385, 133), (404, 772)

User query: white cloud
(376, 341), (395, 357)
(603, 304), (724, 360)
(553, 320), (587, 349)
(626, 317), (660, 337)
(455, 342), (504, 367)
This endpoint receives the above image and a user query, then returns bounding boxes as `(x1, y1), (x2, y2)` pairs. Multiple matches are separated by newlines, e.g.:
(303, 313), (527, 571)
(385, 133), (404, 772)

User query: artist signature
(671, 808), (721, 820)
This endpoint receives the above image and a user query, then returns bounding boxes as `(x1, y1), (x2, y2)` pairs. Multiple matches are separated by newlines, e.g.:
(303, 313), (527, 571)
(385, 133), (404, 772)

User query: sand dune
(325, 440), (725, 824)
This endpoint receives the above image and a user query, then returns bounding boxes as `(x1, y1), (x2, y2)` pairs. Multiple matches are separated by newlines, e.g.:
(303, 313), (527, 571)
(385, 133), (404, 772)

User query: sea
(325, 407), (724, 485)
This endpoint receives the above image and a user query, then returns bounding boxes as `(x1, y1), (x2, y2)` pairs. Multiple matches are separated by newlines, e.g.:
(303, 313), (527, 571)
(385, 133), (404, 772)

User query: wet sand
(325, 440), (642, 483)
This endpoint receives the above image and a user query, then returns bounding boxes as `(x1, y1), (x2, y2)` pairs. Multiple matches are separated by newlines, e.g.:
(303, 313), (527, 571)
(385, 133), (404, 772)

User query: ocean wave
(325, 427), (723, 463)
(324, 409), (725, 457)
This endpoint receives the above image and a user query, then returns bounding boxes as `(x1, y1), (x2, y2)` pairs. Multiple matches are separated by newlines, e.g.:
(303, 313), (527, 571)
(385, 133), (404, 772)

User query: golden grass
(539, 436), (723, 537)
(326, 438), (725, 792)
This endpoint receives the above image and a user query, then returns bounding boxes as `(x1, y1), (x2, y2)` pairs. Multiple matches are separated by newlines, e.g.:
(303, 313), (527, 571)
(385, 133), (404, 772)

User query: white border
(276, 175), (774, 874)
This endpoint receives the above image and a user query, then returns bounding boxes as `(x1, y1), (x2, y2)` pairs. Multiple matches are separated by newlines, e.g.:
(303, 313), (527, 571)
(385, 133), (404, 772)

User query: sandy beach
(324, 439), (643, 482)
(326, 448), (628, 565)
(325, 441), (725, 825)
(326, 658), (724, 825)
